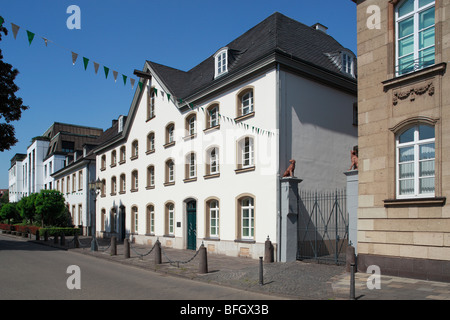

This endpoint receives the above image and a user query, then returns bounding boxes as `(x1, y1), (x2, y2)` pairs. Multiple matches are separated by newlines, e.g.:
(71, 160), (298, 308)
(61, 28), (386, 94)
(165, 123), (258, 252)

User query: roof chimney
(312, 23), (328, 34)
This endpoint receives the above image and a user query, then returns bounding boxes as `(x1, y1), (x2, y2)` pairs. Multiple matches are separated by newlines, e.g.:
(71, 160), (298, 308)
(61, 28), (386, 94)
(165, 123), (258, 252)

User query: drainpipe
(276, 63), (281, 262)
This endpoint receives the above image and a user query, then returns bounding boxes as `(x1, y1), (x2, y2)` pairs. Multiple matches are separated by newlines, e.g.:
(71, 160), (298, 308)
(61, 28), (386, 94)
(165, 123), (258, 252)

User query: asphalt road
(0, 234), (284, 301)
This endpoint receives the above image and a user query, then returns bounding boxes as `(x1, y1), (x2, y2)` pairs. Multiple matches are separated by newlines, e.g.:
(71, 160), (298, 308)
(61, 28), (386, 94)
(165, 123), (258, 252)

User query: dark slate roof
(147, 12), (354, 100)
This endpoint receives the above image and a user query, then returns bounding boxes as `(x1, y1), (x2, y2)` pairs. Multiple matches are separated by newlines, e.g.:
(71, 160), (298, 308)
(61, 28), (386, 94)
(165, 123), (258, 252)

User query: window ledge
(382, 63), (447, 92)
(146, 115), (156, 123)
(384, 197), (446, 208)
(145, 149), (155, 155)
(204, 173), (220, 180)
(163, 141), (175, 149)
(163, 181), (175, 187)
(234, 239), (256, 244)
(235, 166), (255, 174)
(183, 177), (197, 183)
(203, 237), (220, 242)
(146, 185), (155, 190)
(130, 188), (138, 193)
(183, 133), (197, 141)
(119, 160), (126, 165)
(130, 155), (138, 161)
(235, 111), (255, 122)
(110, 164), (117, 168)
(203, 125), (220, 133)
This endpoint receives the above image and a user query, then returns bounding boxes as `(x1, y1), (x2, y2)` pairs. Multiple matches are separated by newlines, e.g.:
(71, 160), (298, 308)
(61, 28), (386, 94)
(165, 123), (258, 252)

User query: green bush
(39, 227), (80, 237)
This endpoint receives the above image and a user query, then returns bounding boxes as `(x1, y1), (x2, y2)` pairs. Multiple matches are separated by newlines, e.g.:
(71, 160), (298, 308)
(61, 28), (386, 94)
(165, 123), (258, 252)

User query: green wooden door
(187, 201), (197, 250)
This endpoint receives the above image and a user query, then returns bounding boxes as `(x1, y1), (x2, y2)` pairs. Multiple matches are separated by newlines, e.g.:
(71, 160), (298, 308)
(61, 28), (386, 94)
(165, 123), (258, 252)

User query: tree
(0, 17), (29, 151)
(16, 193), (37, 224)
(34, 190), (68, 227)
(0, 202), (19, 224)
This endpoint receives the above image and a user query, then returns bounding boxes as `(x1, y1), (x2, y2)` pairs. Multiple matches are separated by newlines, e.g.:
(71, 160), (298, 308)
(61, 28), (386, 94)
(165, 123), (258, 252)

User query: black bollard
(111, 236), (117, 255)
(44, 230), (48, 242)
(198, 244), (208, 274)
(35, 229), (40, 241)
(124, 238), (130, 258)
(155, 240), (162, 265)
(264, 236), (274, 263)
(346, 245), (356, 273)
(60, 232), (65, 246)
(350, 263), (356, 300)
(74, 233), (80, 248)
(259, 257), (264, 286)
(54, 233), (59, 244)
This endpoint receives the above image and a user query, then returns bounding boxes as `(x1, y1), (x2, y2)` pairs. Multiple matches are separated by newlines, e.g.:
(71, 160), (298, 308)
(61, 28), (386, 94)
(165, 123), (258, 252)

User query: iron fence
(297, 189), (349, 265)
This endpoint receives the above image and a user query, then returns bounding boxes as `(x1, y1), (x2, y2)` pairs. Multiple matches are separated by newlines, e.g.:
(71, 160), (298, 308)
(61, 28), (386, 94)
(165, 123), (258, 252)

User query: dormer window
(118, 115), (124, 133)
(342, 52), (355, 77)
(214, 48), (228, 78)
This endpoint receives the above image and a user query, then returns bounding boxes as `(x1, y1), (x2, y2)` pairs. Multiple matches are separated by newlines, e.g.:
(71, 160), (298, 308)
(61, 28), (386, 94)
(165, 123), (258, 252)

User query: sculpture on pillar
(282, 159), (296, 177)
(349, 147), (358, 171)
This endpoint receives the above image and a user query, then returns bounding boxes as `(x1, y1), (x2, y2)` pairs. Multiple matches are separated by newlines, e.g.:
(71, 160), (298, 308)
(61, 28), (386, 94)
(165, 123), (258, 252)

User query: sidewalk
(31, 235), (450, 300)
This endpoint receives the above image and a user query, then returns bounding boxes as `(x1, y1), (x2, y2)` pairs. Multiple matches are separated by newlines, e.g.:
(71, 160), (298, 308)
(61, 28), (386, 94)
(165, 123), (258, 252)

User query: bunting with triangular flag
(71, 52), (78, 65)
(26, 30), (34, 45)
(83, 57), (89, 70)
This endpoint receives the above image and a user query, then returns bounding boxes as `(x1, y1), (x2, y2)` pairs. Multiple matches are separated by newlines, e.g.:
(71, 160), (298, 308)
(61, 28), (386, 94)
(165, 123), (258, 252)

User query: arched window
(120, 174), (126, 193)
(205, 199), (220, 238)
(146, 204), (155, 235)
(396, 124), (435, 197)
(237, 136), (255, 170)
(119, 146), (126, 164)
(147, 165), (155, 188)
(131, 140), (139, 159)
(131, 170), (138, 191)
(131, 206), (139, 234)
(185, 113), (197, 137)
(147, 132), (155, 153)
(165, 159), (175, 185)
(165, 123), (175, 147)
(206, 104), (219, 129)
(147, 88), (156, 120)
(395, 0), (435, 75)
(165, 202), (175, 235)
(185, 152), (196, 180)
(111, 176), (117, 195)
(237, 88), (254, 118)
(236, 195), (255, 240)
(205, 147), (219, 176)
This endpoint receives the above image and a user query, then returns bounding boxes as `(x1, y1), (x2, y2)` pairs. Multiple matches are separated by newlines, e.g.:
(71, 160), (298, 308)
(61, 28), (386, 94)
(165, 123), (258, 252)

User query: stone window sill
(383, 197), (446, 208)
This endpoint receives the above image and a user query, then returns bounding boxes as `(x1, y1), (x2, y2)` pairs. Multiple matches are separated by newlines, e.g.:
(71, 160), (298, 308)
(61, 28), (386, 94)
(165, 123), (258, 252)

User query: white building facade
(94, 13), (358, 260)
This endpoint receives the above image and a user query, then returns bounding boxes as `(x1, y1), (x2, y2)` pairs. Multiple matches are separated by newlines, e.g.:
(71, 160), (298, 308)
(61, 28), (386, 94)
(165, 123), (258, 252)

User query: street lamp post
(89, 178), (102, 252)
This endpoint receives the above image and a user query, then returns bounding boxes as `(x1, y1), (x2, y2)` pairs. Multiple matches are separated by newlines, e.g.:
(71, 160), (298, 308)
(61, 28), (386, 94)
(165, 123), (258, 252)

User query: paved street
(0, 234), (284, 300)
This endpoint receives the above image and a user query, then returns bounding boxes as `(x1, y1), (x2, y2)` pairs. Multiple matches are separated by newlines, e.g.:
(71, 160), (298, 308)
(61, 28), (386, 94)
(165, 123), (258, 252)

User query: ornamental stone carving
(393, 82), (434, 106)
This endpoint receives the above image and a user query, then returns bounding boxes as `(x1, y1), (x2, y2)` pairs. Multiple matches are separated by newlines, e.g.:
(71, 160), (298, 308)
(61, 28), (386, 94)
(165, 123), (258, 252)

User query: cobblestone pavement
(24, 235), (450, 300)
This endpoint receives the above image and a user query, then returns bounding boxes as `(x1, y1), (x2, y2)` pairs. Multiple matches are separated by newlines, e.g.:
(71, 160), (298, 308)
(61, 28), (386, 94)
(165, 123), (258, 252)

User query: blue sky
(0, 0), (357, 189)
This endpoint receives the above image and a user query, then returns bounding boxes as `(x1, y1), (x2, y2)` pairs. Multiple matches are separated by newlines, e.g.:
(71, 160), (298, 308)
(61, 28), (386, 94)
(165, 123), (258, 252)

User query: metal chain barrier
(130, 241), (156, 259)
(160, 244), (202, 268)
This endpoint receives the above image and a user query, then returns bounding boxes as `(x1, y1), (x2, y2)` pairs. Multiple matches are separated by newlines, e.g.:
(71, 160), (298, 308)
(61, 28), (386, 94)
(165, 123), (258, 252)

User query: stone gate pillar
(344, 170), (358, 253)
(280, 177), (302, 262)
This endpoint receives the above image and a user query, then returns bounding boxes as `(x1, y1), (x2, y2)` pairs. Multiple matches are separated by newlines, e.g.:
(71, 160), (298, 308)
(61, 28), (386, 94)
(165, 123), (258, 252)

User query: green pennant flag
(0, 16), (4, 27)
(104, 66), (109, 79)
(83, 57), (89, 70)
(122, 74), (127, 86)
(190, 103), (194, 110)
(138, 81), (143, 91)
(153, 88), (158, 96)
(167, 93), (171, 101)
(26, 30), (35, 45)
(178, 98), (183, 104)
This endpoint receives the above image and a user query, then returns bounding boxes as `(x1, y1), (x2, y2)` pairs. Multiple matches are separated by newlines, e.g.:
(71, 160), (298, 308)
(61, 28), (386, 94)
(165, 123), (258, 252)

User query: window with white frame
(241, 91), (254, 116)
(166, 203), (174, 235)
(132, 206), (138, 233)
(147, 204), (155, 234)
(342, 52), (355, 76)
(395, 0), (435, 75)
(209, 200), (219, 238)
(241, 197), (254, 239)
(206, 104), (219, 128)
(214, 48), (228, 78)
(186, 152), (196, 179)
(396, 124), (435, 198)
(165, 159), (175, 184)
(147, 165), (155, 188)
(131, 170), (138, 191)
(237, 137), (254, 169)
(209, 148), (219, 174)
